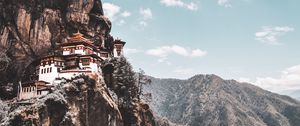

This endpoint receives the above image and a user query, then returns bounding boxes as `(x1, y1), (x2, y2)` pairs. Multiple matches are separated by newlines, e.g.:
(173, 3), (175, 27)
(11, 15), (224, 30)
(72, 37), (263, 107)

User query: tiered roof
(113, 39), (126, 45)
(60, 32), (95, 47)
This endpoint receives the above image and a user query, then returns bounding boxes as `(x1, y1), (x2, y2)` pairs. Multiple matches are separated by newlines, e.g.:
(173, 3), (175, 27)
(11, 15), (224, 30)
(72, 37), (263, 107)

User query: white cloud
(116, 19), (126, 26)
(160, 0), (199, 11)
(157, 57), (172, 65)
(103, 3), (120, 21)
(239, 65), (300, 93)
(218, 0), (232, 8)
(124, 48), (140, 55)
(121, 11), (131, 17)
(140, 8), (153, 20)
(103, 3), (131, 25)
(146, 45), (207, 58)
(139, 21), (148, 27)
(138, 8), (153, 27)
(255, 26), (294, 45)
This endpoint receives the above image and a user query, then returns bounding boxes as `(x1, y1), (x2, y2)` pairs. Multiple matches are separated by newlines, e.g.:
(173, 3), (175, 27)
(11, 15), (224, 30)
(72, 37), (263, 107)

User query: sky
(101, 0), (300, 94)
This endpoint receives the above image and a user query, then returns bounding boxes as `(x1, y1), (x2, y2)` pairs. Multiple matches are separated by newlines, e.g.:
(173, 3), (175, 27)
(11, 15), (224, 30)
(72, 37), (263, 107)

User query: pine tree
(106, 56), (138, 106)
(136, 68), (152, 102)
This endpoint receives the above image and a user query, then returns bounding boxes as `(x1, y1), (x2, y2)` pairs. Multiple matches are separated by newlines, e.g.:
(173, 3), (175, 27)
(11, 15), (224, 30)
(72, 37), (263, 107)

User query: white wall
(39, 64), (59, 83)
(75, 49), (85, 55)
(40, 90), (49, 96)
(90, 62), (99, 72)
(113, 48), (118, 57)
(79, 62), (99, 72)
(63, 50), (70, 55)
(19, 86), (36, 100)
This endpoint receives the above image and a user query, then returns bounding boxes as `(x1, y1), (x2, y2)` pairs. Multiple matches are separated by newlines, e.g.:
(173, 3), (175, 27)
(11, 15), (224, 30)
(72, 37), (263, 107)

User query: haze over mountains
(282, 90), (300, 101)
(144, 74), (300, 126)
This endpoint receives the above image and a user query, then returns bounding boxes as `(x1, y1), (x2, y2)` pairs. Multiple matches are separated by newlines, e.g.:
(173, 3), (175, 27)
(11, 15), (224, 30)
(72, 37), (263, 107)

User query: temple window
(50, 67), (52, 73)
(101, 53), (108, 58)
(82, 59), (90, 66)
(71, 48), (75, 53)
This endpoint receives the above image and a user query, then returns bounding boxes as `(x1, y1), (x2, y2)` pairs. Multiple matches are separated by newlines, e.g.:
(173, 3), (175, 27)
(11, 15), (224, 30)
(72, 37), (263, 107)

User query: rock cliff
(0, 0), (163, 125)
(0, 0), (109, 98)
(0, 74), (163, 126)
(1, 75), (123, 126)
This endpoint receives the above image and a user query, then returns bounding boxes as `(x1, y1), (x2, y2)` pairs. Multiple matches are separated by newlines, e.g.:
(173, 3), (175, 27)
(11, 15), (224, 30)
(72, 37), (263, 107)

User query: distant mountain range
(283, 90), (300, 101)
(144, 74), (300, 126)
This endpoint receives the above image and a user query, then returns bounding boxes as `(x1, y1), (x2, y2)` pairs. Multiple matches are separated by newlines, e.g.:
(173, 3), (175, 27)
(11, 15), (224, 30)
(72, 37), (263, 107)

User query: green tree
(105, 56), (138, 106)
(136, 68), (152, 102)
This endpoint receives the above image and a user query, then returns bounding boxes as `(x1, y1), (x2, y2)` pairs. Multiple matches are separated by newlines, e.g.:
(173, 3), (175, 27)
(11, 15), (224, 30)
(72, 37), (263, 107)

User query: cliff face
(1, 75), (123, 126)
(145, 75), (300, 126)
(0, 0), (108, 98)
(0, 0), (161, 125)
(0, 75), (162, 126)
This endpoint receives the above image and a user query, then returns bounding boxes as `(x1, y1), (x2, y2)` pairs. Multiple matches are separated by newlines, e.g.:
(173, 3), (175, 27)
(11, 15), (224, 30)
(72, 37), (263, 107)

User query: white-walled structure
(18, 32), (126, 100)
(18, 81), (52, 100)
(113, 40), (126, 57)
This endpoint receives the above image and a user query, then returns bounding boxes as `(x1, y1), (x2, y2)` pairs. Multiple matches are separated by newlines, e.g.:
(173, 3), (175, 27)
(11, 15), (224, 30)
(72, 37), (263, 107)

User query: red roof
(59, 32), (96, 48)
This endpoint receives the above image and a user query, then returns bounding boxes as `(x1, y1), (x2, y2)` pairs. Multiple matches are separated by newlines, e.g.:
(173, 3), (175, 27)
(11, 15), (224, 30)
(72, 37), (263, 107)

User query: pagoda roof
(68, 31), (88, 42)
(60, 32), (96, 48)
(59, 40), (95, 48)
(113, 39), (126, 45)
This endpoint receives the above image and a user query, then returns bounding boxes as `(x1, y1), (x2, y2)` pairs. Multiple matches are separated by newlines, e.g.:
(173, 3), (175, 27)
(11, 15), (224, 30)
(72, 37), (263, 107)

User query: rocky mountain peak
(145, 75), (300, 126)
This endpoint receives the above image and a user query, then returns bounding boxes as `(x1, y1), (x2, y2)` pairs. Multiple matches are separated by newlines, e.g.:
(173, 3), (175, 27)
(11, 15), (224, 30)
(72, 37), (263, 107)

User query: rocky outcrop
(0, 0), (110, 99)
(0, 75), (164, 126)
(0, 99), (8, 122)
(1, 75), (123, 126)
(0, 0), (162, 125)
(145, 75), (300, 126)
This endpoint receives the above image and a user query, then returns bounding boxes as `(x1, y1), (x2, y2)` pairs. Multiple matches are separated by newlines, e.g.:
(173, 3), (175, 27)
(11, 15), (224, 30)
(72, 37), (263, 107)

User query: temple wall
(63, 50), (70, 55)
(19, 86), (37, 100)
(39, 64), (59, 83)
(75, 49), (85, 55)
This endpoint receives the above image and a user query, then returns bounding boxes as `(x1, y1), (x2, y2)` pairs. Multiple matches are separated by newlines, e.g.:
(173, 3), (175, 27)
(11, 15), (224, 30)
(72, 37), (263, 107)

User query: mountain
(144, 74), (300, 126)
(0, 0), (108, 98)
(0, 0), (170, 126)
(0, 75), (165, 126)
(1, 76), (123, 125)
(283, 90), (300, 101)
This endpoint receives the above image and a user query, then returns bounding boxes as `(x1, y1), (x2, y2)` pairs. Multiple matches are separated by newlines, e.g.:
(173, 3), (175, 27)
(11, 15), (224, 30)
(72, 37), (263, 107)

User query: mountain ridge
(144, 74), (300, 126)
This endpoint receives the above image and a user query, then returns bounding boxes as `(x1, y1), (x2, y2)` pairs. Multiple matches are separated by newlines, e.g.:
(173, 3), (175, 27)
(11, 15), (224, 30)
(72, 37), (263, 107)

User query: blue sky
(102, 0), (300, 94)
